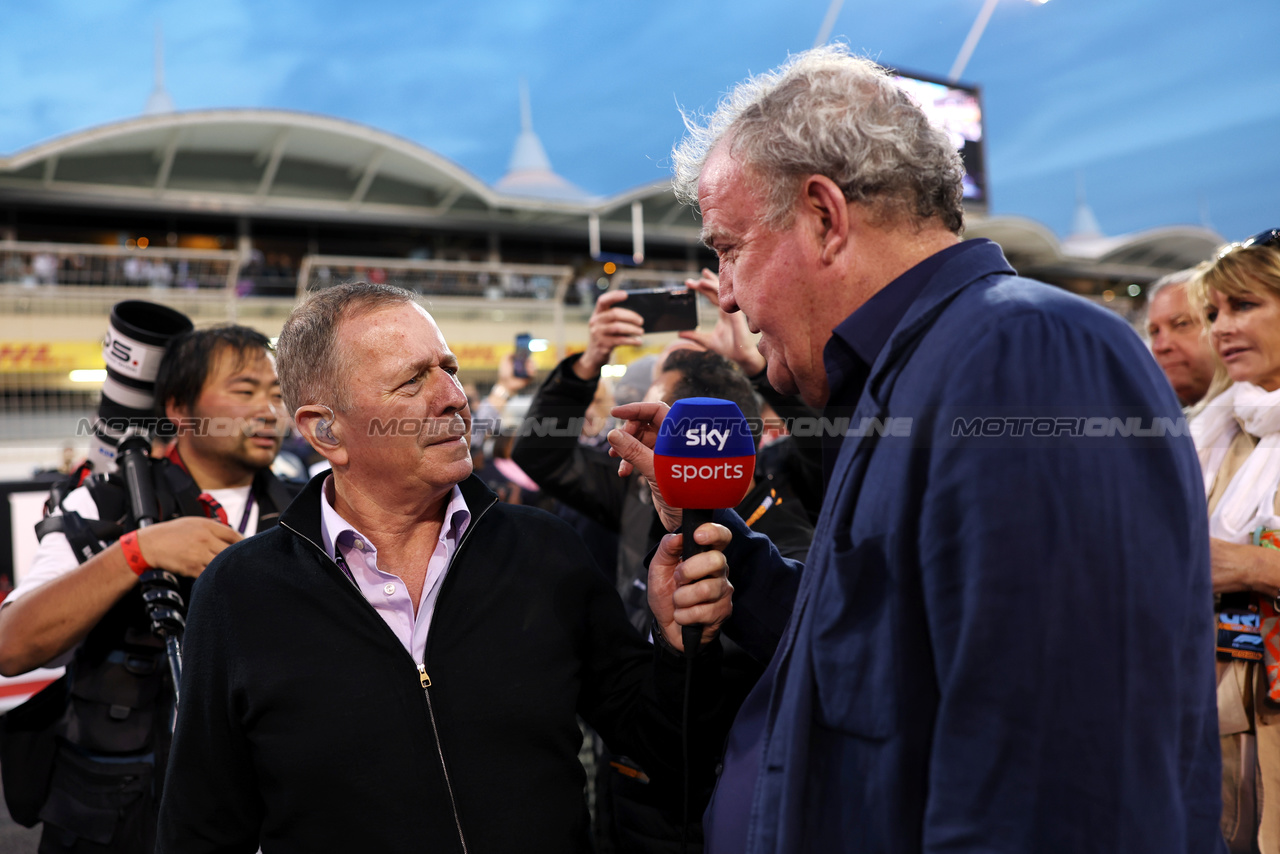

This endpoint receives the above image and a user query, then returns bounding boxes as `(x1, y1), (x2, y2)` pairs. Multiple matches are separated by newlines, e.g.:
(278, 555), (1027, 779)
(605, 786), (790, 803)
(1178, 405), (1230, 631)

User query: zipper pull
(418, 663), (431, 688)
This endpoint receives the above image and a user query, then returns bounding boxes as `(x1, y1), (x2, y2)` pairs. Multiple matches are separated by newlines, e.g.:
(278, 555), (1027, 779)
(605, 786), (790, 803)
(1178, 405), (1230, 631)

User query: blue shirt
(706, 237), (1220, 854)
(707, 240), (981, 854)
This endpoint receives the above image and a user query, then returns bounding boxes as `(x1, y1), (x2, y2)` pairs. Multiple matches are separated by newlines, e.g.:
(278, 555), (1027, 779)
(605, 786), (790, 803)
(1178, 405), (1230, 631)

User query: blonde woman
(1190, 228), (1280, 852)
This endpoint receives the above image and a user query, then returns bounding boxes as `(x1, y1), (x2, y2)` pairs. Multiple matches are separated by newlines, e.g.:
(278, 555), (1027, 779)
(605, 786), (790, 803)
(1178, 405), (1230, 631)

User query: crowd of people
(1, 42), (1279, 854)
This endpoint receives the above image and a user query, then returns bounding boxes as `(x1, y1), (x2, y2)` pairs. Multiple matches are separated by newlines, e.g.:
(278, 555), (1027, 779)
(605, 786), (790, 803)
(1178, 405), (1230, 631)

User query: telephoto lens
(88, 300), (194, 472)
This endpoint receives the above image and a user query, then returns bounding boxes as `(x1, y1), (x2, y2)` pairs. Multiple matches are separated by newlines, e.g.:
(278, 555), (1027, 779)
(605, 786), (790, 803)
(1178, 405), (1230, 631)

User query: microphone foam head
(653, 397), (756, 510)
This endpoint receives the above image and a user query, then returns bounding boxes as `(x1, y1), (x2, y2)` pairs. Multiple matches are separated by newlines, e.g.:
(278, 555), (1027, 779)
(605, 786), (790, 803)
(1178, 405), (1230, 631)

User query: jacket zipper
(410, 496), (493, 854)
(281, 494), (495, 854)
(418, 663), (467, 854)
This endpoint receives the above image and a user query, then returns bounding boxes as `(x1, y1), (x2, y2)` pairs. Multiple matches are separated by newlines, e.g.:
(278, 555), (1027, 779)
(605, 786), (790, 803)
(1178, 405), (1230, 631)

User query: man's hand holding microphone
(610, 396), (755, 655)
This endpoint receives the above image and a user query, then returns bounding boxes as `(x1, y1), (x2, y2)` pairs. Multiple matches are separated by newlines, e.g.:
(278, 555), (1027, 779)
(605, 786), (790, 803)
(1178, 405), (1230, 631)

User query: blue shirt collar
(824, 239), (982, 406)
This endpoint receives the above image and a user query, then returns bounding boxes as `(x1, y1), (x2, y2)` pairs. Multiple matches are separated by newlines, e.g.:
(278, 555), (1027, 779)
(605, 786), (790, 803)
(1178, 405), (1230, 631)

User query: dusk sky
(1, 0), (1276, 241)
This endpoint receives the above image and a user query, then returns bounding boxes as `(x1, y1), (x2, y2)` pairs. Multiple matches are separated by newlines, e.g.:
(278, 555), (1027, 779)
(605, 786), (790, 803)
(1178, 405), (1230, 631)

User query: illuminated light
(137, 237), (149, 249)
(1102, 290), (1116, 302)
(1127, 284), (1141, 297)
(126, 239), (137, 249)
(601, 364), (628, 378)
(528, 338), (549, 353)
(69, 370), (107, 383)
(596, 277), (609, 290)
(603, 262), (617, 275)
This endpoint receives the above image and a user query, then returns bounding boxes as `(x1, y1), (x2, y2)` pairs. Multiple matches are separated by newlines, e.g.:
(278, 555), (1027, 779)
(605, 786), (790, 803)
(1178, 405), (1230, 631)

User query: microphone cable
(679, 507), (712, 854)
(682, 625), (698, 854)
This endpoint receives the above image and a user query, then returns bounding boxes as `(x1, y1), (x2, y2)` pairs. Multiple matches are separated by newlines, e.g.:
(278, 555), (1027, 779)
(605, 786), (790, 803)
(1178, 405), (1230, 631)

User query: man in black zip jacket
(156, 282), (735, 854)
(0, 325), (297, 852)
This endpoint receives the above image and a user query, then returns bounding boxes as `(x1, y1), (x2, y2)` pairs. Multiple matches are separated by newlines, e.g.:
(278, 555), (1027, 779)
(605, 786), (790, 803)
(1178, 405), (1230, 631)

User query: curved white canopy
(0, 109), (603, 224)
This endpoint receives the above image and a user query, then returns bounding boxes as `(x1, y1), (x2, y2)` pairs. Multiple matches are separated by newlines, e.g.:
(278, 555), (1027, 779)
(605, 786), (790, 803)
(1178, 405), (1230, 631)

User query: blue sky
(1, 0), (1277, 241)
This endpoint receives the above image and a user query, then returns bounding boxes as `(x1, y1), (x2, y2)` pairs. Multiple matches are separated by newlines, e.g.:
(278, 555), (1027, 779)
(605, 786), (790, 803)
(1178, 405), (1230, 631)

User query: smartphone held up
(619, 288), (698, 334)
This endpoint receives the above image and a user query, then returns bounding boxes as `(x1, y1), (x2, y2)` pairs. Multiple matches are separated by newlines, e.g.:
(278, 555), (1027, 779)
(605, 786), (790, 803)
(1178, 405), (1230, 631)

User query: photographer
(0, 325), (298, 853)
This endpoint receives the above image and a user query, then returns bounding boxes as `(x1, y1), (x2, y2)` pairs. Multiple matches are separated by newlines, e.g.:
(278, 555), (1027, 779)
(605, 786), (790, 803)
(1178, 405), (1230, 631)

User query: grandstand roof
(969, 216), (1223, 283)
(0, 109), (649, 233)
(0, 109), (1223, 281)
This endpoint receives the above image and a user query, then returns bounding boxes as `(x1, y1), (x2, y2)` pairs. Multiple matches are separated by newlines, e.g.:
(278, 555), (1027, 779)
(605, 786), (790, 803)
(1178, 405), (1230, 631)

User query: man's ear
(295, 405), (348, 467)
(164, 398), (190, 435)
(800, 174), (851, 265)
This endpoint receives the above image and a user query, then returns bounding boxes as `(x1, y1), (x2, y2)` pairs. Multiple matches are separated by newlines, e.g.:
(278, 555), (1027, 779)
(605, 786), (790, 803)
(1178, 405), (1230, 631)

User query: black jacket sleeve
(156, 563), (264, 853)
(734, 470), (813, 565)
(511, 353), (630, 532)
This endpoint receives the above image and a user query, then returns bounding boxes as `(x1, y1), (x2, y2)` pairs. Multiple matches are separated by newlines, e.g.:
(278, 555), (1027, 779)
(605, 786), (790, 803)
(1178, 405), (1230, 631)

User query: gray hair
(1139, 268), (1197, 339)
(276, 281), (416, 415)
(1145, 268), (1196, 306)
(672, 44), (965, 233)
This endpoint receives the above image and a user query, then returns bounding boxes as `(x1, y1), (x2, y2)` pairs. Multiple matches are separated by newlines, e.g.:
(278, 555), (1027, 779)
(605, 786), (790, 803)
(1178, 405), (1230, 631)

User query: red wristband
(119, 531), (150, 576)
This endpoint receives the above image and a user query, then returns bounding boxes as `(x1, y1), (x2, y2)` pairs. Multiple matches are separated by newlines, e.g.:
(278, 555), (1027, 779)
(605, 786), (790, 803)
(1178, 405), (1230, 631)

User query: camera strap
(34, 511), (114, 566)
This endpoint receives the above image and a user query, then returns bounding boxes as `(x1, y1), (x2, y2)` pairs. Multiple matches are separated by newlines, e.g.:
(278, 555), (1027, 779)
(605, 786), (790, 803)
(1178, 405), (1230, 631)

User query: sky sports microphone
(653, 397), (755, 656)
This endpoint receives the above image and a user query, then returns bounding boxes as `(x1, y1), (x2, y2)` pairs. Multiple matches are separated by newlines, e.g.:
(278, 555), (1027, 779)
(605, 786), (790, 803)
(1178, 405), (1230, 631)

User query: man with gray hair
(608, 45), (1221, 852)
(155, 282), (736, 854)
(1146, 268), (1218, 407)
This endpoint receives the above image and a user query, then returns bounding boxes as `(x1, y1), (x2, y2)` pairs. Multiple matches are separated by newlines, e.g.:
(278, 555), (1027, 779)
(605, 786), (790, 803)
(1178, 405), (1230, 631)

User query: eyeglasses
(1240, 228), (1280, 250)
(1215, 228), (1279, 260)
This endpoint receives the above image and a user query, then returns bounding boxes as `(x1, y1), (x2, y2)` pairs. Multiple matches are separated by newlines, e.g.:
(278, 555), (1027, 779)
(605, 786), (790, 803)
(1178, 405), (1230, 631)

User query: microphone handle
(679, 508), (714, 658)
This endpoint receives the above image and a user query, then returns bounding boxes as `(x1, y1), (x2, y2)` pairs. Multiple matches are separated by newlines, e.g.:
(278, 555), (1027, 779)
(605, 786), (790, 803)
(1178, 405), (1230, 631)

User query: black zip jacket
(156, 473), (725, 854)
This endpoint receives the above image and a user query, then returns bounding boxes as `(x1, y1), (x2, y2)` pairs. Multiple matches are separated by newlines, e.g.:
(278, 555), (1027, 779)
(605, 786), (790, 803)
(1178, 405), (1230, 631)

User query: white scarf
(1191, 381), (1280, 543)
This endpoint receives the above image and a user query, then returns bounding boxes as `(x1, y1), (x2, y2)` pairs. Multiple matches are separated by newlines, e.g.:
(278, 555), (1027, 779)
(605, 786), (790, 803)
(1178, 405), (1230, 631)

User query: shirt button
(353, 539), (366, 551)
(383, 582), (396, 596)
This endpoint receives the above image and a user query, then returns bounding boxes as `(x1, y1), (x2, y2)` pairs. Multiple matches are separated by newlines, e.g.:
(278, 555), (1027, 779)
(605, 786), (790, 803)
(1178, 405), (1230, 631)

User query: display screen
(893, 70), (987, 208)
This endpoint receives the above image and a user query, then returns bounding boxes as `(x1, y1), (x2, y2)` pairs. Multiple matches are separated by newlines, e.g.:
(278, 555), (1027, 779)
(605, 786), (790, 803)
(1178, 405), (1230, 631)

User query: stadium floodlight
(949, 0), (1050, 83)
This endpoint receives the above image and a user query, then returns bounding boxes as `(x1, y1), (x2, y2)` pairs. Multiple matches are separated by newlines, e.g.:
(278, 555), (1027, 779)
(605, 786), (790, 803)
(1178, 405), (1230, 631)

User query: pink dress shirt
(318, 476), (470, 665)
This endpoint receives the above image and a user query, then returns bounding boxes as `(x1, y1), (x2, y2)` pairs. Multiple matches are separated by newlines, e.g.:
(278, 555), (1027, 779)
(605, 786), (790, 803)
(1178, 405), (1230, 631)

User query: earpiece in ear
(316, 420), (338, 445)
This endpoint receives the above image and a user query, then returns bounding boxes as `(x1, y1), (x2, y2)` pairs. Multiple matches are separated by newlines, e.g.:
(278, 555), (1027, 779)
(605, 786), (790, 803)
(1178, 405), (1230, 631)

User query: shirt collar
(319, 475), (471, 562)
(823, 239), (978, 403)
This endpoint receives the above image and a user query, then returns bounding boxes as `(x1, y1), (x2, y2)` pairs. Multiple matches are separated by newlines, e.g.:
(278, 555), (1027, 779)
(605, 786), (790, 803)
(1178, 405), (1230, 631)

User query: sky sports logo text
(666, 462), (750, 482)
(682, 423), (734, 451)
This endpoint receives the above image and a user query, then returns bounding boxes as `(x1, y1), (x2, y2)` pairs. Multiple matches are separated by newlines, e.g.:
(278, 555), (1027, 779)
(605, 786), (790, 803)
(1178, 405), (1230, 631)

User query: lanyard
(198, 490), (256, 534)
(237, 492), (256, 535)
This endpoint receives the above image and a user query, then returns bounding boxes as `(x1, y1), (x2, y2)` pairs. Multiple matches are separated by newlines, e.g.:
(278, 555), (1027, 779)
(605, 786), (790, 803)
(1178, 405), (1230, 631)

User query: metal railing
(1, 239), (248, 321)
(297, 254), (575, 302)
(0, 242), (585, 331)
(0, 241), (710, 349)
(297, 255), (579, 359)
(1, 239), (242, 292)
